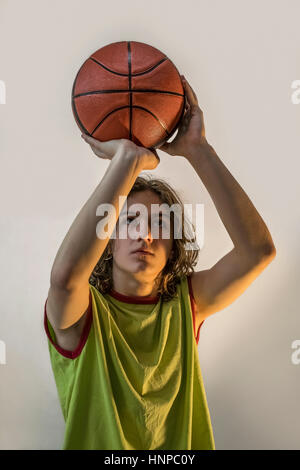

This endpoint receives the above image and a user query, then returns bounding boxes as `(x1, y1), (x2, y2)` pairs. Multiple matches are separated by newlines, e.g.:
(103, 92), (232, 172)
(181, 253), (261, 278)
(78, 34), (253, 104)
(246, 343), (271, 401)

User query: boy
(44, 76), (276, 449)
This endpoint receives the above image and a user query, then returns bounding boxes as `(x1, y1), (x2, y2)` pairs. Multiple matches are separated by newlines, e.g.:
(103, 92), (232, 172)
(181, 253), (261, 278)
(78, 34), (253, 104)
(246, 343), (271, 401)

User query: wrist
(113, 145), (137, 164)
(112, 144), (159, 173)
(111, 147), (141, 175)
(185, 139), (215, 162)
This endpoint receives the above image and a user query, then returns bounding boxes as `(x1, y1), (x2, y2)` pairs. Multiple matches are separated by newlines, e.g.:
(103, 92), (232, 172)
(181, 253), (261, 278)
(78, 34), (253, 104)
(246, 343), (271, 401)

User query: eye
(155, 220), (163, 226)
(153, 219), (168, 228)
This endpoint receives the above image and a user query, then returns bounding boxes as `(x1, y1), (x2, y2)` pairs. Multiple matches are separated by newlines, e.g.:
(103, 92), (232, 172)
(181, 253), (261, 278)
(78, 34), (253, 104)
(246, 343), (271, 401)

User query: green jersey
(44, 274), (215, 450)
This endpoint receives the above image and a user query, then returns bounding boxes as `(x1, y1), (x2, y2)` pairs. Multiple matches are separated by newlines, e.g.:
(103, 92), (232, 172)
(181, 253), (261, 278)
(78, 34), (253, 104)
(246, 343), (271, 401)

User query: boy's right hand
(81, 134), (160, 171)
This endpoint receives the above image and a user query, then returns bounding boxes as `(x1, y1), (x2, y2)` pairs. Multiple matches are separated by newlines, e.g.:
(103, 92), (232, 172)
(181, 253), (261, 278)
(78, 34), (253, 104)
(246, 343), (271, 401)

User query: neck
(112, 268), (160, 298)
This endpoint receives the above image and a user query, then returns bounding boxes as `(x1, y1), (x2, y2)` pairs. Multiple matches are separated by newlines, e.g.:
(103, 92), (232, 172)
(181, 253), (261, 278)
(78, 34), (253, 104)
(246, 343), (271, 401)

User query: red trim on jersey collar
(108, 288), (160, 304)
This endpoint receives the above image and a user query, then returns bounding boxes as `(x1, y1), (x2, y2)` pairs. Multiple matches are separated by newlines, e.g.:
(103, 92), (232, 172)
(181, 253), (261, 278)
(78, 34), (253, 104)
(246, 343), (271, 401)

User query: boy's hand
(157, 75), (208, 160)
(81, 134), (160, 171)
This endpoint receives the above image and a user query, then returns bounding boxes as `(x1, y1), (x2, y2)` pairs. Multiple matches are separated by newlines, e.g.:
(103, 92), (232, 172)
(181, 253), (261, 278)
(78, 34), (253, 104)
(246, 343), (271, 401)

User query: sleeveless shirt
(44, 274), (215, 450)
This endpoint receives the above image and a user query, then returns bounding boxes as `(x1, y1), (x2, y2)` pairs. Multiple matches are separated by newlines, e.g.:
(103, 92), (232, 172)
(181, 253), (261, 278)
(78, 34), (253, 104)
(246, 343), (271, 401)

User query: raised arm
(187, 140), (276, 321)
(47, 138), (159, 330)
(159, 75), (276, 322)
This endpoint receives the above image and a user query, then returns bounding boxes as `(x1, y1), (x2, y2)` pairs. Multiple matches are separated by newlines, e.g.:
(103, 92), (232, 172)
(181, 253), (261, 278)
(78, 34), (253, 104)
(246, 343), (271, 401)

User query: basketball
(71, 41), (186, 149)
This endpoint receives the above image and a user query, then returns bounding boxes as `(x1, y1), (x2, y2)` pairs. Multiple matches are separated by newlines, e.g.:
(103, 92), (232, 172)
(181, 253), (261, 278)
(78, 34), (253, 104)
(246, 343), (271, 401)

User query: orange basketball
(71, 40), (186, 149)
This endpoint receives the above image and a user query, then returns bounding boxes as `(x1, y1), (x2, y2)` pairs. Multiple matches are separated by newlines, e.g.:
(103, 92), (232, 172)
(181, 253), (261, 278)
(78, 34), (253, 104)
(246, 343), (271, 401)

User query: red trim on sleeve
(187, 275), (205, 345)
(43, 290), (93, 359)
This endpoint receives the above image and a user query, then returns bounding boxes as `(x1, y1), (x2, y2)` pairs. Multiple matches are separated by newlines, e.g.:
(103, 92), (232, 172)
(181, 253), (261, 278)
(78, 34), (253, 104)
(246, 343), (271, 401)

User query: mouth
(132, 250), (154, 256)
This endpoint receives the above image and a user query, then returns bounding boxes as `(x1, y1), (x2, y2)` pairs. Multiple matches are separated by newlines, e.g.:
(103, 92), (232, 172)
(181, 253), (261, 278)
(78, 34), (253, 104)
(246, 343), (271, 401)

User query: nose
(139, 224), (153, 243)
(134, 219), (153, 243)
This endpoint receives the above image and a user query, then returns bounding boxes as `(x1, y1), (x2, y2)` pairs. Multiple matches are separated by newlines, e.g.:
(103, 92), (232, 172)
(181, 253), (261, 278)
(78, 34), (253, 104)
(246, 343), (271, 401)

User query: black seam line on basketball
(73, 90), (184, 99)
(89, 56), (168, 77)
(71, 96), (89, 135)
(90, 106), (171, 138)
(128, 42), (132, 141)
(71, 62), (91, 134)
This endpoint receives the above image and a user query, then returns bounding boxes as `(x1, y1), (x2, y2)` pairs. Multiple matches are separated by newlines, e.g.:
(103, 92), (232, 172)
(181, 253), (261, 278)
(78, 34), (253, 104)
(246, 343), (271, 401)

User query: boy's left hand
(157, 75), (208, 159)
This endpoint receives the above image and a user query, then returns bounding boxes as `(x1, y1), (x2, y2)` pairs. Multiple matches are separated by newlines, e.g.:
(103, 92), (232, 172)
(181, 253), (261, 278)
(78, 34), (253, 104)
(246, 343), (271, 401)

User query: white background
(0, 0), (299, 449)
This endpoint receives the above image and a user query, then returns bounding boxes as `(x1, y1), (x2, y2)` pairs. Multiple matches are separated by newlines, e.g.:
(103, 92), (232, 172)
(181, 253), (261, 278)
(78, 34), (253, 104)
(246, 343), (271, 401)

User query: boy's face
(111, 190), (174, 283)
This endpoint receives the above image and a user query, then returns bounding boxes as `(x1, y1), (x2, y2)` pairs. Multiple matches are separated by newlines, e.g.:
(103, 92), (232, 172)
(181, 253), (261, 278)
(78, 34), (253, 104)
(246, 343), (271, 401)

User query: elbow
(261, 242), (276, 259)
(245, 242), (277, 267)
(255, 242), (276, 267)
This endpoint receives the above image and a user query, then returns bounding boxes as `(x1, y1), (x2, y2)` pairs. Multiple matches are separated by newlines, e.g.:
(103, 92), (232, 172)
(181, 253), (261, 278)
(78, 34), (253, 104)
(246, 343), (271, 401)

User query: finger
(157, 141), (176, 156)
(81, 133), (99, 145)
(184, 100), (190, 112)
(183, 80), (197, 106)
(157, 142), (168, 153)
(181, 76), (198, 106)
(81, 133), (120, 158)
(81, 133), (96, 142)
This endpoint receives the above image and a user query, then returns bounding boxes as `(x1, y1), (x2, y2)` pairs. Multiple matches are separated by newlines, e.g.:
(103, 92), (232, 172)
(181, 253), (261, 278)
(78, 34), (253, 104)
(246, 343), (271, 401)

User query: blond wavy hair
(89, 174), (200, 301)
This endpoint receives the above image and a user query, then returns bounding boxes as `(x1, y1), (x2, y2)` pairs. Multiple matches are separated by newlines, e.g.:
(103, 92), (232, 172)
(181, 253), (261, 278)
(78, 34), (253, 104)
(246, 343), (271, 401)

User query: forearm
(187, 142), (276, 258)
(51, 148), (141, 289)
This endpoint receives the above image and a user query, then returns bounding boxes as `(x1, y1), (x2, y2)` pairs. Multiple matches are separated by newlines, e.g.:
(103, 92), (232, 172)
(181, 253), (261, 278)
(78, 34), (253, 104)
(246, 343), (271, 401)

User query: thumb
(159, 142), (175, 156)
(158, 142), (169, 153)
